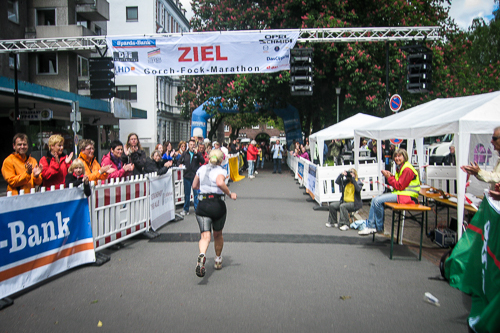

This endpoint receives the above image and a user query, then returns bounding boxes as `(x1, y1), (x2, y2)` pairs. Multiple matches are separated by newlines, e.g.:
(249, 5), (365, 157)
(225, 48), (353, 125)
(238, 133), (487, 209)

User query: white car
(427, 134), (453, 165)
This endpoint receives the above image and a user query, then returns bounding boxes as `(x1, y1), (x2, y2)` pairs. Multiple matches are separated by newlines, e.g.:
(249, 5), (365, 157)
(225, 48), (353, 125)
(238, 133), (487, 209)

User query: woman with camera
(326, 168), (363, 231)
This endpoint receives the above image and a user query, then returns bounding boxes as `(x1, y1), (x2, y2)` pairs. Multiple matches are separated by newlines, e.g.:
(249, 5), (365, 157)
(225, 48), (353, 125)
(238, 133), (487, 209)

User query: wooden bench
(373, 202), (431, 260)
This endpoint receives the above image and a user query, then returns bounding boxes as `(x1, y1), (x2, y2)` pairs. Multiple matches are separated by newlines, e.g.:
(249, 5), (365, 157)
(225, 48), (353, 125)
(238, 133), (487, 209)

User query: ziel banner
(107, 30), (299, 76)
(149, 171), (175, 231)
(0, 188), (95, 299)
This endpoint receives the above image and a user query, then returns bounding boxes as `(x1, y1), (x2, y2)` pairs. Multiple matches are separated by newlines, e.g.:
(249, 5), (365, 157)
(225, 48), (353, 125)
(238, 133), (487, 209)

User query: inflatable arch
(191, 99), (303, 146)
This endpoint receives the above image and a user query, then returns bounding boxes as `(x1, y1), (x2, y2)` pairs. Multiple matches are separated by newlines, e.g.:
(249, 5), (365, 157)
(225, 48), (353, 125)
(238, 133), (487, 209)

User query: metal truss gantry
(0, 27), (440, 54)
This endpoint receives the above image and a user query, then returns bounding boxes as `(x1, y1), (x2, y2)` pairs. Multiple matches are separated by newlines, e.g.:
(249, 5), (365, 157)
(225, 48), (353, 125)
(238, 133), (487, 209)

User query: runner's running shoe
(214, 256), (223, 270)
(196, 254), (206, 277)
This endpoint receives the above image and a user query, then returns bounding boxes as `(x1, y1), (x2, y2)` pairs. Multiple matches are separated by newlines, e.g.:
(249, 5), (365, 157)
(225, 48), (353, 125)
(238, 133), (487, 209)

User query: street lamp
(335, 87), (341, 123)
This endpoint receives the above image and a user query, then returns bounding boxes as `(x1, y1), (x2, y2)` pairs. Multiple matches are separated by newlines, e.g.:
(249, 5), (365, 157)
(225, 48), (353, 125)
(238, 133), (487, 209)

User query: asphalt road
(0, 165), (471, 333)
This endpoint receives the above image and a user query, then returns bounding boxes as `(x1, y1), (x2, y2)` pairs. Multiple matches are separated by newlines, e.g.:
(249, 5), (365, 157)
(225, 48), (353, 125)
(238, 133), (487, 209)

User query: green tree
(178, 0), (498, 138)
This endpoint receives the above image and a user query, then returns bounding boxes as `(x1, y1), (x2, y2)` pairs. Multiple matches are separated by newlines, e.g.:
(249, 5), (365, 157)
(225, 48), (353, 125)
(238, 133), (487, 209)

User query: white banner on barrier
(0, 188), (95, 299)
(150, 171), (175, 231)
(107, 31), (299, 76)
(307, 163), (317, 197)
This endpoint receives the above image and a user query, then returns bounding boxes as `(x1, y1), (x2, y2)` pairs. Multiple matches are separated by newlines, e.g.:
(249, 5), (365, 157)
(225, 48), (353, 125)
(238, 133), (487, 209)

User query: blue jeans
(273, 158), (281, 172)
(258, 158), (264, 169)
(183, 177), (199, 212)
(366, 193), (398, 231)
(248, 160), (255, 176)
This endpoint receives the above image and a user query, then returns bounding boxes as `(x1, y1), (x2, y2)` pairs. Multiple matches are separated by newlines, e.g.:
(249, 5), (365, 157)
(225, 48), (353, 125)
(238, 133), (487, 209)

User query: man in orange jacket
(1, 133), (43, 195)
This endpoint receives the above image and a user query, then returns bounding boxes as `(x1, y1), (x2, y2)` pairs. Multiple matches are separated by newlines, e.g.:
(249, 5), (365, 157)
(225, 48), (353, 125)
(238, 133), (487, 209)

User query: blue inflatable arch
(191, 99), (302, 146)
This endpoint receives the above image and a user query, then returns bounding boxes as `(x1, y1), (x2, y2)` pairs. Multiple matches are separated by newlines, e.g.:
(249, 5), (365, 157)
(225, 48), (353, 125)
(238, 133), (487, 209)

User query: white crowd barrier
(90, 175), (150, 252)
(426, 163), (495, 197)
(172, 167), (187, 206)
(287, 154), (383, 206)
(5, 171), (187, 253)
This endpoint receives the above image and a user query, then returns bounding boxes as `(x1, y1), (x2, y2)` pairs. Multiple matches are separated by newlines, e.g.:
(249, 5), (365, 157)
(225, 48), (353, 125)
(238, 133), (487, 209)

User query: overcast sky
(179, 0), (498, 30)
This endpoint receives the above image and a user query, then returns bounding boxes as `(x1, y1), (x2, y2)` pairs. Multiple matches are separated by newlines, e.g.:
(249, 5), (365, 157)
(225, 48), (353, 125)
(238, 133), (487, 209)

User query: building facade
(108, 0), (190, 155)
(224, 123), (286, 144)
(0, 0), (145, 165)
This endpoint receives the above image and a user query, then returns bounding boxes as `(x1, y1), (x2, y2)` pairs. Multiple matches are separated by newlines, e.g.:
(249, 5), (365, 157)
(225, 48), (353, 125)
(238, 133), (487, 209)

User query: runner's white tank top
(196, 164), (227, 194)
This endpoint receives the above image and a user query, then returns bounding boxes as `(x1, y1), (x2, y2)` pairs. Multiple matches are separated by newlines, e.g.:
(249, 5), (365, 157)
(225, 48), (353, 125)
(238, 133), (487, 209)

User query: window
(8, 0), (19, 23)
(126, 7), (138, 22)
(115, 85), (137, 101)
(224, 125), (230, 132)
(36, 9), (56, 26)
(37, 53), (57, 74)
(9, 54), (20, 70)
(252, 125), (260, 129)
(77, 56), (89, 78)
(77, 20), (88, 28)
(95, 26), (102, 35)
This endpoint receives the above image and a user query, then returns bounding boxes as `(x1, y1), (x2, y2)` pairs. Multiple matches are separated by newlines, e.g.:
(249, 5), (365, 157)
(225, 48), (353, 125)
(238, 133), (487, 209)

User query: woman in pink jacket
(247, 140), (260, 179)
(101, 140), (134, 180)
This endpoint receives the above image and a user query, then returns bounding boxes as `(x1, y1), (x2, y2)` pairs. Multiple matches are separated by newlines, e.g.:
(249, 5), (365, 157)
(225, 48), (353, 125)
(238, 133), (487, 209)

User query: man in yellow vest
(359, 148), (420, 235)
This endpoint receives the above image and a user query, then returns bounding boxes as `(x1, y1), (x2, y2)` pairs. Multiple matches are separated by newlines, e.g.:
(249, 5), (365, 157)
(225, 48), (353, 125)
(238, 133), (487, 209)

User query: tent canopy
(353, 90), (500, 240)
(355, 91), (500, 140)
(309, 113), (381, 165)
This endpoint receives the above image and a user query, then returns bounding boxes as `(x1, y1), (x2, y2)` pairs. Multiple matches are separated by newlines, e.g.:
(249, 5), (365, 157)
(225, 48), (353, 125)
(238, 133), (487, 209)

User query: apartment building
(0, 0), (145, 163)
(108, 0), (190, 155)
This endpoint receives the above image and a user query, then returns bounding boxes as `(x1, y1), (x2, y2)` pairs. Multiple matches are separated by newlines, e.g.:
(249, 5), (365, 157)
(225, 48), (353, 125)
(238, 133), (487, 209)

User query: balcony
(35, 25), (96, 39)
(76, 0), (110, 21)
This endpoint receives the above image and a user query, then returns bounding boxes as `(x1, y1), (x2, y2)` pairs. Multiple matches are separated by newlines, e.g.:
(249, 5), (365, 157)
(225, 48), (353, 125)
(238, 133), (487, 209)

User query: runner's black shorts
(195, 198), (227, 232)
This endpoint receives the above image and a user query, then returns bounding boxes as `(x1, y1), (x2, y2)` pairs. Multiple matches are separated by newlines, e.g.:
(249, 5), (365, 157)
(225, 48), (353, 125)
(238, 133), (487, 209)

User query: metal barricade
(90, 175), (149, 252)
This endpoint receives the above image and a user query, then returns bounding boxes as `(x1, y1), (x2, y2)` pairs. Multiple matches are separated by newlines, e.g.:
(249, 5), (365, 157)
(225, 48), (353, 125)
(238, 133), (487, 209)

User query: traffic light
(290, 48), (313, 96)
(89, 57), (115, 99)
(406, 52), (432, 93)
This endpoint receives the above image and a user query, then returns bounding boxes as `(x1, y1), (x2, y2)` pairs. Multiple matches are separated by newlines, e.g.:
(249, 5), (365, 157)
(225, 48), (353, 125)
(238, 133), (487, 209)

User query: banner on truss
(107, 31), (299, 76)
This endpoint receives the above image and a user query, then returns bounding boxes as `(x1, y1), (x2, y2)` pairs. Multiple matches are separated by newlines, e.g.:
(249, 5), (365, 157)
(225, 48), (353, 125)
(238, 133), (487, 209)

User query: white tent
(309, 113), (381, 165)
(354, 90), (500, 239)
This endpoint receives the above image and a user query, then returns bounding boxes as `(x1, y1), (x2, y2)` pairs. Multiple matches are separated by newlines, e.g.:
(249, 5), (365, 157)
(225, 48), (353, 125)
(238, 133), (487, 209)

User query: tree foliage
(177, 0), (499, 138)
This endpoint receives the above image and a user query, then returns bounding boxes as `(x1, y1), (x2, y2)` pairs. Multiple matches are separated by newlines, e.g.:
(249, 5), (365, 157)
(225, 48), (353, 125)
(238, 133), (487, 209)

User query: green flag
(445, 195), (500, 333)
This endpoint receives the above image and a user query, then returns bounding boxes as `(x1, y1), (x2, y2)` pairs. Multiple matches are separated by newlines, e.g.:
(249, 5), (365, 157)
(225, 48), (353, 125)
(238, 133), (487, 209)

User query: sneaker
(333, 223), (338, 228)
(326, 222), (333, 228)
(214, 256), (223, 270)
(278, 171), (282, 174)
(358, 228), (377, 236)
(249, 175), (255, 179)
(195, 254), (206, 277)
(272, 171), (276, 174)
(340, 225), (350, 231)
(255, 171), (258, 175)
(179, 210), (186, 216)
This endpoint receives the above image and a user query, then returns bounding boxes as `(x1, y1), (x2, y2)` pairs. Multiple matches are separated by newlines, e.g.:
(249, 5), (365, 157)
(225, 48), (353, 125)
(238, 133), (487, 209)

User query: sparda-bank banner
(0, 188), (95, 298)
(107, 30), (299, 76)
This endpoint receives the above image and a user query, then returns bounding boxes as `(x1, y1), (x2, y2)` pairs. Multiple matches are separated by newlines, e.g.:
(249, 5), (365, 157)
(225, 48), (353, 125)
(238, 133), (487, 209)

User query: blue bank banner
(0, 188), (95, 299)
(298, 161), (304, 180)
(307, 164), (317, 195)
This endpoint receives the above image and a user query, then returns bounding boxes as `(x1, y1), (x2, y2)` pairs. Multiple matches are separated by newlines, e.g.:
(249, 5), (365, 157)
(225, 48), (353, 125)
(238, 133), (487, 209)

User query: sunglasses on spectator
(493, 136), (499, 141)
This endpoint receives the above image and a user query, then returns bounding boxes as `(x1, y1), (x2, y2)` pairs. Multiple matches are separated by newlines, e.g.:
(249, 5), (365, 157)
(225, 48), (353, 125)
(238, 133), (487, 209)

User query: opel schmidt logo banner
(107, 30), (300, 77)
